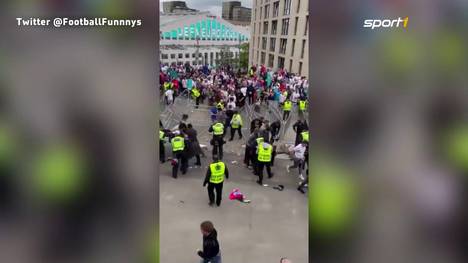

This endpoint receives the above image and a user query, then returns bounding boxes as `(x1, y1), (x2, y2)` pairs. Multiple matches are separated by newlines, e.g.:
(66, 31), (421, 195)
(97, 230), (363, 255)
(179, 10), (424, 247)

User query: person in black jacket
(197, 221), (221, 263)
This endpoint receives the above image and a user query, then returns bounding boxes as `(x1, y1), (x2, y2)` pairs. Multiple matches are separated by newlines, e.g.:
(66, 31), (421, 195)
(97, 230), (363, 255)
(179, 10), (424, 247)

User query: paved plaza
(160, 98), (308, 263)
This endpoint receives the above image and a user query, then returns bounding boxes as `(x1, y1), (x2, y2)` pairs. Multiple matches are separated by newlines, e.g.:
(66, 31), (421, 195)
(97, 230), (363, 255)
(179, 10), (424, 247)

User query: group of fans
(159, 63), (310, 207)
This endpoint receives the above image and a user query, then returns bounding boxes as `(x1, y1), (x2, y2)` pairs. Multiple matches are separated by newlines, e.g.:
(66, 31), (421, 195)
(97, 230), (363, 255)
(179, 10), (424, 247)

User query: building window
(273, 1), (279, 17)
(278, 56), (285, 69)
(257, 37), (260, 49)
(263, 21), (269, 34)
(299, 62), (303, 75)
(279, 38), (287, 54)
(281, 18), (289, 35)
(162, 54), (168, 59)
(268, 54), (274, 67)
(185, 53), (189, 58)
(283, 0), (291, 15)
(254, 8), (257, 20)
(301, 39), (306, 58)
(264, 4), (270, 19)
(297, 0), (301, 13)
(270, 38), (276, 52)
(291, 39), (296, 56)
(178, 53), (183, 59)
(253, 23), (256, 34)
(294, 17), (298, 35)
(261, 52), (266, 64)
(289, 59), (293, 72)
(170, 54), (175, 59)
(305, 15), (309, 35)
(256, 50), (259, 61)
(260, 7), (263, 19)
(262, 37), (267, 50)
(271, 20), (277, 35)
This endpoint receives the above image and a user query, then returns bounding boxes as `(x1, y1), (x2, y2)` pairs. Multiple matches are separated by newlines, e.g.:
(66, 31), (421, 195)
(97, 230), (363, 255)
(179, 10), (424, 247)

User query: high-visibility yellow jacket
(209, 161), (226, 184)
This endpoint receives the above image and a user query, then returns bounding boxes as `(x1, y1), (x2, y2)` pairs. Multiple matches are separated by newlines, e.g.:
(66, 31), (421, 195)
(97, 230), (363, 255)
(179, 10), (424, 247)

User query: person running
(203, 155), (229, 207)
(197, 221), (221, 263)
(287, 142), (307, 179)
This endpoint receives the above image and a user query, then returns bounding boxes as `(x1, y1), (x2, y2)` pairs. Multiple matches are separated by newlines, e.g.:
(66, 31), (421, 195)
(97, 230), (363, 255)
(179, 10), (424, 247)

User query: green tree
(239, 43), (249, 70)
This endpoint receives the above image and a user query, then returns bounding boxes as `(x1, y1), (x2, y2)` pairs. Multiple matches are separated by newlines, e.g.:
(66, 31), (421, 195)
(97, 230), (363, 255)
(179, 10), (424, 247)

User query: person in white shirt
(291, 90), (300, 104)
(228, 94), (236, 104)
(226, 100), (236, 111)
(287, 142), (307, 177)
(165, 89), (174, 105)
(240, 87), (247, 97)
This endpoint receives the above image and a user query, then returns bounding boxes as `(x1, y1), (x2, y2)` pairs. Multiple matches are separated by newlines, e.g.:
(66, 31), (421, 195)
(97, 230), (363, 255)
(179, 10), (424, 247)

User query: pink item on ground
(229, 189), (244, 201)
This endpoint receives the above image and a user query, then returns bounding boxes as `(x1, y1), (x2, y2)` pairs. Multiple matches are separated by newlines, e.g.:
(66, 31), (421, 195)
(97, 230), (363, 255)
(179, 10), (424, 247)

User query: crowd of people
(159, 62), (309, 193)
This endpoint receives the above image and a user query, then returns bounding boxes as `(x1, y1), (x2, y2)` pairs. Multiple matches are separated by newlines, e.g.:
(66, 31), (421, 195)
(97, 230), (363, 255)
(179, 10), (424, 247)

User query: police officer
(216, 100), (224, 111)
(256, 140), (273, 185)
(171, 131), (187, 178)
(301, 130), (309, 143)
(283, 98), (292, 121)
(252, 135), (264, 175)
(192, 87), (201, 109)
(159, 129), (166, 163)
(298, 97), (307, 116)
(203, 155), (229, 207)
(209, 120), (225, 160)
(229, 110), (243, 141)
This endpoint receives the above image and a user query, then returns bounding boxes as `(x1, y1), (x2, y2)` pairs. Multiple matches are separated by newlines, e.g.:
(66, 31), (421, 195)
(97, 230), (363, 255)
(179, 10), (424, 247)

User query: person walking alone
(203, 155), (229, 207)
(197, 221), (222, 263)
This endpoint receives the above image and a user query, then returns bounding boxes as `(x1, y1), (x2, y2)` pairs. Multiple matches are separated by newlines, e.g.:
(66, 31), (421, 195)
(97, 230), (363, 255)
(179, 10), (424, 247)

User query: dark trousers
(298, 176), (308, 191)
(212, 137), (224, 160)
(172, 151), (187, 178)
(248, 95), (254, 104)
(159, 141), (165, 162)
(194, 155), (201, 165)
(283, 110), (290, 121)
(244, 146), (252, 166)
(257, 162), (272, 184)
(230, 127), (243, 140)
(271, 127), (280, 141)
(195, 96), (200, 108)
(207, 182), (223, 206)
(295, 134), (301, 146)
(251, 153), (258, 173)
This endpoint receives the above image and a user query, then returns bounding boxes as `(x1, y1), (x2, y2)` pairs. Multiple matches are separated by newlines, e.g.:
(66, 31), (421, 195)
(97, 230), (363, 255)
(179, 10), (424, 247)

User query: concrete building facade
(222, 1), (252, 26)
(162, 1), (198, 14)
(249, 0), (309, 78)
(160, 12), (250, 67)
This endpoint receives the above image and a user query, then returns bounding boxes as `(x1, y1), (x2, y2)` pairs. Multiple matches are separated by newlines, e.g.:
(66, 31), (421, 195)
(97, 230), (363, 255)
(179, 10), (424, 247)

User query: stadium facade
(160, 11), (250, 67)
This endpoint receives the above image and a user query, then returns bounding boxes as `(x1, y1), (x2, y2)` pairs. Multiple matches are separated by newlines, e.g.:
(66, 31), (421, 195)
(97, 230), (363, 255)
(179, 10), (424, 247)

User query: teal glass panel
(190, 24), (195, 39)
(177, 27), (182, 39)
